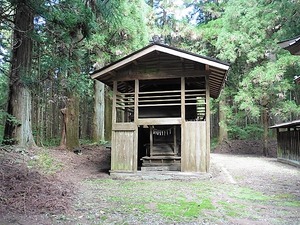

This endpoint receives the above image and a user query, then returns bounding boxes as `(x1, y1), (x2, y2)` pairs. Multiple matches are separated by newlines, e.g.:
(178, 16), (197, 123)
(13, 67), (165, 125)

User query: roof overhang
(278, 35), (300, 55)
(91, 43), (230, 99)
(269, 119), (300, 129)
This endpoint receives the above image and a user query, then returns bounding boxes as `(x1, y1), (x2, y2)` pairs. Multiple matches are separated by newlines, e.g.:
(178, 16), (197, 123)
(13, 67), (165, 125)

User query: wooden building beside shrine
(278, 35), (300, 55)
(270, 121), (300, 167)
(271, 35), (300, 167)
(92, 44), (230, 173)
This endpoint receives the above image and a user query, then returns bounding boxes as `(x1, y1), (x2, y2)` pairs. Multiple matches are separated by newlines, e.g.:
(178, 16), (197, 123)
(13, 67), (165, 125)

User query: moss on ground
(79, 178), (300, 224)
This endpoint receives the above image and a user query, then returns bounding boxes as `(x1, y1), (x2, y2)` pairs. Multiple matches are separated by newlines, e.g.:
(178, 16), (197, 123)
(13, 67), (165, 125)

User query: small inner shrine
(92, 43), (229, 173)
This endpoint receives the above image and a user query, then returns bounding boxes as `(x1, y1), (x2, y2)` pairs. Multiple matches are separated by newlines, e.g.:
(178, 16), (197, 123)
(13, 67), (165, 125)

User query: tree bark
(3, 2), (35, 147)
(104, 87), (113, 142)
(262, 107), (269, 156)
(60, 93), (80, 150)
(218, 96), (228, 143)
(59, 108), (67, 149)
(92, 80), (105, 142)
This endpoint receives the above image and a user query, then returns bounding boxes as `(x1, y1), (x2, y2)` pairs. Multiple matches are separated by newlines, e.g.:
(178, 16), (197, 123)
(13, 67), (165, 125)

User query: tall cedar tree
(3, 1), (35, 147)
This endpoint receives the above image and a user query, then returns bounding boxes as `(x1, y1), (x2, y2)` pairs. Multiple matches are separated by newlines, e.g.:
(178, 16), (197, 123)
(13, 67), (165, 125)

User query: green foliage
(1, 111), (21, 144)
(2, 0), (300, 144)
(0, 81), (8, 142)
(228, 124), (263, 140)
(41, 137), (61, 147)
(210, 137), (219, 150)
(235, 58), (300, 121)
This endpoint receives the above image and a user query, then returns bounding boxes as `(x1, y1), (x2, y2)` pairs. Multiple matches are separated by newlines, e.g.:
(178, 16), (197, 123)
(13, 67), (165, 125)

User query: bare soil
(0, 141), (299, 225)
(213, 140), (278, 157)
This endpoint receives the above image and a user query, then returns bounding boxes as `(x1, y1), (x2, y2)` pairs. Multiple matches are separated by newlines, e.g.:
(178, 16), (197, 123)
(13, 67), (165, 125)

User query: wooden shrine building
(92, 44), (230, 173)
(271, 35), (300, 167)
(270, 121), (300, 167)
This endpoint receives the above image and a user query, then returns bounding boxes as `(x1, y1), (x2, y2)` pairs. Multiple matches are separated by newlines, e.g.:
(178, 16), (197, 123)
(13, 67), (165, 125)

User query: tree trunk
(59, 108), (67, 149)
(262, 107), (269, 156)
(3, 2), (35, 147)
(104, 87), (113, 142)
(218, 96), (228, 143)
(92, 80), (105, 142)
(60, 93), (80, 150)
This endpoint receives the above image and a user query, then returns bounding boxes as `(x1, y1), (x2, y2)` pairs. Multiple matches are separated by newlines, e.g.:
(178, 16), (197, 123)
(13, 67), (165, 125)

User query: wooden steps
(141, 155), (181, 171)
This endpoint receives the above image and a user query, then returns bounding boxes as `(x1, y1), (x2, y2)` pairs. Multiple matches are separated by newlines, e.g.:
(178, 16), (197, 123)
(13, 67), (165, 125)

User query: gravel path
(211, 153), (300, 198)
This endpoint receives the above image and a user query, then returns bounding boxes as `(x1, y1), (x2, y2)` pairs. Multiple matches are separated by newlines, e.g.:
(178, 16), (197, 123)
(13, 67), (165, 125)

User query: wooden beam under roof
(113, 70), (210, 82)
(91, 44), (229, 79)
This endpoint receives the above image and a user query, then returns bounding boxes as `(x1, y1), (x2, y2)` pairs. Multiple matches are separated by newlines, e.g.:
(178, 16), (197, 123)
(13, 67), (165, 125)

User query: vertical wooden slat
(111, 130), (116, 171)
(195, 122), (200, 172)
(199, 122), (206, 171)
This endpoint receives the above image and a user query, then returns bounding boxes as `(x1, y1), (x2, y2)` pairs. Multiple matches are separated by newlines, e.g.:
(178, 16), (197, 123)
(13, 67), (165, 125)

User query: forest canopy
(0, 0), (300, 154)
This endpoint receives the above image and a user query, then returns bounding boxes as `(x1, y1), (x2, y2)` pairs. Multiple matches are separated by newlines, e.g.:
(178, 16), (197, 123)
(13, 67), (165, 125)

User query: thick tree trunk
(262, 107), (269, 156)
(3, 2), (35, 147)
(92, 80), (105, 142)
(218, 96), (228, 143)
(104, 87), (113, 142)
(60, 93), (80, 150)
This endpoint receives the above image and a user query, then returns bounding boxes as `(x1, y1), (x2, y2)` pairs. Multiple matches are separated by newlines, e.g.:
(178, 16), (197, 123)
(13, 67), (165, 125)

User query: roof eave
(269, 119), (300, 129)
(91, 44), (229, 80)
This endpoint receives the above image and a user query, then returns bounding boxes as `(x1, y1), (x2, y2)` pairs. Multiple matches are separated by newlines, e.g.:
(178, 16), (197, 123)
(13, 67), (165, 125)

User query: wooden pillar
(150, 125), (153, 156)
(181, 77), (185, 171)
(205, 74), (211, 172)
(174, 126), (177, 155)
(181, 77), (185, 120)
(111, 81), (117, 171)
(133, 79), (139, 172)
(112, 81), (117, 124)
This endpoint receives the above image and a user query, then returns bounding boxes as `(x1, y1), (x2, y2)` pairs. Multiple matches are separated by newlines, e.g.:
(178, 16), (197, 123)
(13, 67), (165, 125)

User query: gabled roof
(91, 43), (230, 98)
(278, 35), (300, 55)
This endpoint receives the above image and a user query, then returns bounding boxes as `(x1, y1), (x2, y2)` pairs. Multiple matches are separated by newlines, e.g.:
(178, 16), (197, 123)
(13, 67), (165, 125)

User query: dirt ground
(213, 140), (278, 157)
(0, 141), (299, 225)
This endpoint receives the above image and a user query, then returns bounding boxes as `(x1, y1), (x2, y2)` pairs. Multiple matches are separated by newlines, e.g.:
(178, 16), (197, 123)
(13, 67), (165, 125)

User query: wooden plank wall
(111, 130), (136, 172)
(181, 121), (207, 172)
(277, 129), (300, 166)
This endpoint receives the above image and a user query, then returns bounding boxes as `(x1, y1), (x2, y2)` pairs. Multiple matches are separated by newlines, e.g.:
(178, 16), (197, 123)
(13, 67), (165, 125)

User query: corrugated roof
(91, 43), (230, 99)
